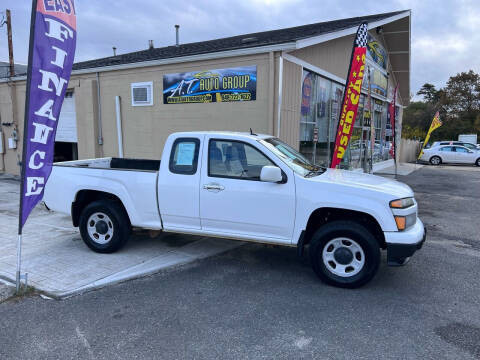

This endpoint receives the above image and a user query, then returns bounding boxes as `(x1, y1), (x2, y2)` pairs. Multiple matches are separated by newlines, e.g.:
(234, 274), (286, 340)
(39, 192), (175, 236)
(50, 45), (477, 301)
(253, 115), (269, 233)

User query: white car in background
(420, 145), (480, 166)
(429, 141), (480, 151)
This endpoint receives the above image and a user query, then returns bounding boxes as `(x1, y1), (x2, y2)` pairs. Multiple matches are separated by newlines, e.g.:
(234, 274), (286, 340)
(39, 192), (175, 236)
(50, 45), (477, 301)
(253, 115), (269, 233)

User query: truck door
(199, 136), (295, 244)
(157, 136), (203, 230)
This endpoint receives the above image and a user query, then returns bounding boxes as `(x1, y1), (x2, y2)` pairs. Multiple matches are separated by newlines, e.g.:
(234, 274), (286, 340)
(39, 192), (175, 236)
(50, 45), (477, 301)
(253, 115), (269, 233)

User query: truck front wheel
(309, 221), (380, 288)
(79, 200), (131, 253)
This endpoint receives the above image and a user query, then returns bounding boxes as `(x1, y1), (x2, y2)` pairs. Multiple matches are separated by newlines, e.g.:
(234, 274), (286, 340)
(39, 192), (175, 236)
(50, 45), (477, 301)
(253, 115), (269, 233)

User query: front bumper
(385, 219), (427, 266)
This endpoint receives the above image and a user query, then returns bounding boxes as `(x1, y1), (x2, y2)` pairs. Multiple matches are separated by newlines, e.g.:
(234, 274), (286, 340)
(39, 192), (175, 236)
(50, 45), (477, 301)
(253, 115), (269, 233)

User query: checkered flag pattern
(355, 22), (368, 47)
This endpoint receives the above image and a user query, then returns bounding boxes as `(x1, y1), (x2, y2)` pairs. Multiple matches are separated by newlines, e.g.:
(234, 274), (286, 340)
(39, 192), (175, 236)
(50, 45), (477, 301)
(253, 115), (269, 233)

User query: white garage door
(55, 90), (77, 142)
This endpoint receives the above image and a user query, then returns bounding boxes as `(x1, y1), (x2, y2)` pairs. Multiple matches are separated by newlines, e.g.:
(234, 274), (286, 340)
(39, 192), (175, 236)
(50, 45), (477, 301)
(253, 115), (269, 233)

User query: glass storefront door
(299, 71), (332, 167)
(299, 69), (392, 171)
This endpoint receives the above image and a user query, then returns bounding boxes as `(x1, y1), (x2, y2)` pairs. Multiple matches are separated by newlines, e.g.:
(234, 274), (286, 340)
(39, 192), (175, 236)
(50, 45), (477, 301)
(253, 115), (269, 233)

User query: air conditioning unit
(131, 81), (153, 106)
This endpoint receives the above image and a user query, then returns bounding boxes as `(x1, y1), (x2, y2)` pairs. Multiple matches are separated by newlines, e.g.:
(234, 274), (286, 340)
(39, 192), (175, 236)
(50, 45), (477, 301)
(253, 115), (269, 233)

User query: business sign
(20, 0), (77, 228)
(163, 66), (256, 104)
(366, 34), (387, 70)
(363, 65), (388, 98)
(330, 22), (368, 169)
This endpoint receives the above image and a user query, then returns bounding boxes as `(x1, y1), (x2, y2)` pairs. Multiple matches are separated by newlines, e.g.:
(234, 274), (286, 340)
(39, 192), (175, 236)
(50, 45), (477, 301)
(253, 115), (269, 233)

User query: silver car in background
(429, 141), (480, 151)
(420, 145), (480, 166)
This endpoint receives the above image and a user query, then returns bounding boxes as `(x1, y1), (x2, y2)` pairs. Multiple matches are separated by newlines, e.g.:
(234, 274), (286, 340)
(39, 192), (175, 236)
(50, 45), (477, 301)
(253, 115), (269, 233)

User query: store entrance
(299, 69), (364, 169)
(299, 71), (343, 168)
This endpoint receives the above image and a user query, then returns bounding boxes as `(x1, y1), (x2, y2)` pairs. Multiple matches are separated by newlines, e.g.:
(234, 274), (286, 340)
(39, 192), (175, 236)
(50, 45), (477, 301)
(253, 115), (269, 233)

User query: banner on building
(389, 85), (398, 158)
(418, 111), (442, 159)
(163, 66), (257, 104)
(330, 22), (368, 169)
(301, 73), (313, 115)
(362, 66), (388, 97)
(19, 0), (77, 229)
(367, 34), (387, 70)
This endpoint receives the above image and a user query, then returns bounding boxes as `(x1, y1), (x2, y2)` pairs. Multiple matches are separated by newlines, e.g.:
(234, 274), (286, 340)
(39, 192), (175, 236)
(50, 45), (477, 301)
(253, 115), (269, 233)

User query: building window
(131, 81), (153, 106)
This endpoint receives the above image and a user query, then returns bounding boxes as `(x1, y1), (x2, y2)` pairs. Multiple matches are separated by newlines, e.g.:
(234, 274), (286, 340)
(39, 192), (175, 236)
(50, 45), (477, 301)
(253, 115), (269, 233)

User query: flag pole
(393, 87), (398, 179)
(17, 0), (38, 293)
(393, 118), (397, 180)
(330, 22), (368, 169)
(368, 69), (374, 174)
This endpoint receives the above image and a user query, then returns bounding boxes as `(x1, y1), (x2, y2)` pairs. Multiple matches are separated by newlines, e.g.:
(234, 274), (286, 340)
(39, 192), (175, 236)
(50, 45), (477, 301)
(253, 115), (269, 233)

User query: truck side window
(209, 139), (274, 180)
(169, 138), (200, 175)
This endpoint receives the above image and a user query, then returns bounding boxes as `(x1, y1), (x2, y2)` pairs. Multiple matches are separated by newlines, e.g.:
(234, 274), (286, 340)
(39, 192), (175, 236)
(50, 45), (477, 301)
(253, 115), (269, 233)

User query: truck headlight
(390, 197), (414, 209)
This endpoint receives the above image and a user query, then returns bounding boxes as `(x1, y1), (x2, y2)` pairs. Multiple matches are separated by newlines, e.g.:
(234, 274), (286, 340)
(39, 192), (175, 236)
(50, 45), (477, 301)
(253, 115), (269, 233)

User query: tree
(403, 70), (480, 142)
(417, 83), (439, 103)
(444, 70), (480, 114)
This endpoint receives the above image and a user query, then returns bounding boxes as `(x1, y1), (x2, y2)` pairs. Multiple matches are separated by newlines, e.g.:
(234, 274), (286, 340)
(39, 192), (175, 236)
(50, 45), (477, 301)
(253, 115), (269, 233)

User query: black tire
(429, 156), (442, 165)
(79, 200), (131, 253)
(475, 158), (480, 167)
(309, 221), (380, 289)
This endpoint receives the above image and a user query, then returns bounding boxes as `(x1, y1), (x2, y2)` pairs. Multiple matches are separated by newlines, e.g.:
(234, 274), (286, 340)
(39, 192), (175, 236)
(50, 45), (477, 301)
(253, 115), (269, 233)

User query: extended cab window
(169, 138), (200, 175)
(209, 140), (274, 180)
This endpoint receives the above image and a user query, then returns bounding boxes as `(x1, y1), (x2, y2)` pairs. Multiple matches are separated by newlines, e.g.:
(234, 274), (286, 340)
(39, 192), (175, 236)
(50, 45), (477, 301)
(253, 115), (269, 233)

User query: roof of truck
(173, 131), (274, 140)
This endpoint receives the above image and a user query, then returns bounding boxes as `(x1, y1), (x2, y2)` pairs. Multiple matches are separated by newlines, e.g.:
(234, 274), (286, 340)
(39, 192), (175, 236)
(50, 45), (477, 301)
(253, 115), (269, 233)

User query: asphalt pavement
(0, 165), (479, 359)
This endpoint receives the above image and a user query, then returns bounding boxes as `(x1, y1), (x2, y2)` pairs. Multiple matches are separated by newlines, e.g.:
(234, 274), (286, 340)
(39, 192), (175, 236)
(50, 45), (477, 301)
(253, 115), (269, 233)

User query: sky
(0, 0), (479, 98)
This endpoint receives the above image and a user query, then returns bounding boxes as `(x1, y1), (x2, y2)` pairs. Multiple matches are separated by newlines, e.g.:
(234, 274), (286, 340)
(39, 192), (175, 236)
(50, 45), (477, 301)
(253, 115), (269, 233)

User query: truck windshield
(259, 138), (325, 177)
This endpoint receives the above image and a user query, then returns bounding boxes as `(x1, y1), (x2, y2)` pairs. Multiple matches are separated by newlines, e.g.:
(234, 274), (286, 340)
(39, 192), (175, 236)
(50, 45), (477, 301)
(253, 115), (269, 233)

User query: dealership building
(0, 10), (411, 175)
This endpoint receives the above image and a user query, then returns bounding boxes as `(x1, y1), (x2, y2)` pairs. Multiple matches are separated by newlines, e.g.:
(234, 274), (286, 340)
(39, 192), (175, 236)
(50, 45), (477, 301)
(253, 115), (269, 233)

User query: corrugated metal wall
(278, 59), (302, 149)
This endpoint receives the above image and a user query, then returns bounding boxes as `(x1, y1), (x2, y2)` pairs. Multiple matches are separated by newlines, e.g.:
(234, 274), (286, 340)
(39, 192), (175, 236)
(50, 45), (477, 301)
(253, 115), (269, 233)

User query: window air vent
(131, 81), (153, 106)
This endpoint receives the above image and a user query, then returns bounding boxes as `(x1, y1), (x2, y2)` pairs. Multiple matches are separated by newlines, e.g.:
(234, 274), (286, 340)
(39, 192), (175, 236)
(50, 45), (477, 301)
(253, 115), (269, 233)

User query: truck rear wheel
(309, 221), (380, 288)
(79, 200), (131, 253)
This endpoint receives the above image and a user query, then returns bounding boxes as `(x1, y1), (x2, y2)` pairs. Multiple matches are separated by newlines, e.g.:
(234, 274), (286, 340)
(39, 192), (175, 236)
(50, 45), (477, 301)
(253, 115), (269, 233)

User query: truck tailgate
(44, 165), (161, 229)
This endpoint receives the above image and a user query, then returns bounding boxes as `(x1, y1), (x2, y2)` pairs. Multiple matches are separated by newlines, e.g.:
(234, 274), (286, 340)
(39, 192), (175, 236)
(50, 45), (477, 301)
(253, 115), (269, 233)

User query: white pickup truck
(44, 131), (426, 288)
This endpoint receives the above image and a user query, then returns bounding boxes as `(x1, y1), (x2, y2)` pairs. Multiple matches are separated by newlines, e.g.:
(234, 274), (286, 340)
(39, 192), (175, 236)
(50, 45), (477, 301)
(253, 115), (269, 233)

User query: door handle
(203, 183), (225, 192)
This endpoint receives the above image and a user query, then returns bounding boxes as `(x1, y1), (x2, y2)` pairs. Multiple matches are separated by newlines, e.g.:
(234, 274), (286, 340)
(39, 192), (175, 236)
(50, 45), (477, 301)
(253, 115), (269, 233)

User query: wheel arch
(72, 189), (131, 227)
(299, 207), (386, 254)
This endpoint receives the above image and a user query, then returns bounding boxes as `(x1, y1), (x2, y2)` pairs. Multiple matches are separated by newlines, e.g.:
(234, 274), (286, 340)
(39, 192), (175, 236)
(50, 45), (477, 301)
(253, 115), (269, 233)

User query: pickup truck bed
(46, 158), (161, 229)
(56, 157), (160, 172)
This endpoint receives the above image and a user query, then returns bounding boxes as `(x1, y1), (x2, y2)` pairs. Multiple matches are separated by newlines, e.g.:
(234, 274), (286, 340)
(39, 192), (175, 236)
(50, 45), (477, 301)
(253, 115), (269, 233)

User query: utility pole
(6, 9), (15, 77)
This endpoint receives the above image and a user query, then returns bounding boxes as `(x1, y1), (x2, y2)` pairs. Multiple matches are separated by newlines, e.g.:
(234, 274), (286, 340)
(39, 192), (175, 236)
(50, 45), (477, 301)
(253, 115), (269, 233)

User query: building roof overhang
(0, 10), (411, 103)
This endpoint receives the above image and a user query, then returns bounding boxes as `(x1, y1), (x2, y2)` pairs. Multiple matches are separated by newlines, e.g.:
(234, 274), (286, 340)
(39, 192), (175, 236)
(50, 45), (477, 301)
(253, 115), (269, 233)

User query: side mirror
(260, 166), (283, 183)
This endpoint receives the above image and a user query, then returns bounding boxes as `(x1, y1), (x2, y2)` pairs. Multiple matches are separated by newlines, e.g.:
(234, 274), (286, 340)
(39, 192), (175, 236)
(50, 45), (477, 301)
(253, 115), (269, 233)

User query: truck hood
(308, 169), (414, 199)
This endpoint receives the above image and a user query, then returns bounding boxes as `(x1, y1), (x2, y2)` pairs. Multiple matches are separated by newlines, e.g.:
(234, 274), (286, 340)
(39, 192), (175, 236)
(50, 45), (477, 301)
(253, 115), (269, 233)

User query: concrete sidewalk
(374, 162), (424, 177)
(0, 280), (14, 303)
(0, 175), (240, 298)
